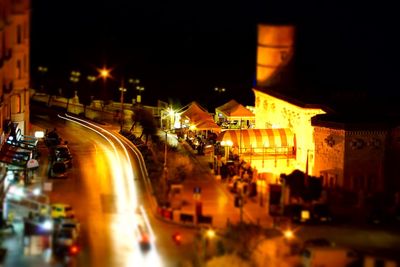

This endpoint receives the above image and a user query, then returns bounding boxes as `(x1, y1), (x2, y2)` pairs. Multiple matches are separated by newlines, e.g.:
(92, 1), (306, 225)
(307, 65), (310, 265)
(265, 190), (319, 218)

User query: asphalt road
(31, 113), (197, 267)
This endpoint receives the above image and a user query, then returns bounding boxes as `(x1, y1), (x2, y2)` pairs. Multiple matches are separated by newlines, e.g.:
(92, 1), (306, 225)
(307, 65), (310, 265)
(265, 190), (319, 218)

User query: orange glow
(251, 89), (326, 178)
(70, 245), (79, 254)
(98, 67), (111, 79)
(256, 25), (295, 86)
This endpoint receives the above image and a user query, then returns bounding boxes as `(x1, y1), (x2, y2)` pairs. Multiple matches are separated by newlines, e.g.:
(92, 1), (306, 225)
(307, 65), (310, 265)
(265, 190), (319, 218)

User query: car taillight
(70, 245), (79, 255)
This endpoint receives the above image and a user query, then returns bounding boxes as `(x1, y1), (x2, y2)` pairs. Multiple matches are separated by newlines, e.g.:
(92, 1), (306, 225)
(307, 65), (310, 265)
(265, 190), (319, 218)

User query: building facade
(253, 88), (326, 175)
(0, 0), (30, 139)
(251, 24), (400, 197)
(0, 0), (30, 186)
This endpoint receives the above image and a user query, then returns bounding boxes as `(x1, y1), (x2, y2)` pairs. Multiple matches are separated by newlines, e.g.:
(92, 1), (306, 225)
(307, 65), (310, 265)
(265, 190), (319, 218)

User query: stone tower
(256, 24), (295, 88)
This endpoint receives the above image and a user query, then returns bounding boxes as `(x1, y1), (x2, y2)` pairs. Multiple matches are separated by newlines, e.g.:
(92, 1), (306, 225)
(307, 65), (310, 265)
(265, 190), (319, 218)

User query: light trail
(59, 114), (163, 267)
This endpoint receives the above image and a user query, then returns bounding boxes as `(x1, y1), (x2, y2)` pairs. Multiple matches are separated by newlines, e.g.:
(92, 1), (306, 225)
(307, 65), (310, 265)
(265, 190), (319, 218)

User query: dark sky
(31, 1), (400, 109)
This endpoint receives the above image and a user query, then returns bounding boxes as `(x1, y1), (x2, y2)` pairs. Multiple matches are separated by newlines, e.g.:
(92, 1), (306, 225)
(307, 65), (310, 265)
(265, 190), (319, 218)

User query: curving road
(31, 112), (195, 267)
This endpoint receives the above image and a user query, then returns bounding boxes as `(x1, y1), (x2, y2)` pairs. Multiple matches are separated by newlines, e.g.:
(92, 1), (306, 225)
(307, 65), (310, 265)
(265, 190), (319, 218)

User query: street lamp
(214, 87), (226, 93)
(136, 86), (145, 104)
(87, 75), (96, 82)
(200, 227), (217, 262)
(119, 82), (127, 131)
(128, 78), (140, 104)
(98, 67), (111, 110)
(37, 66), (48, 92)
(99, 68), (110, 79)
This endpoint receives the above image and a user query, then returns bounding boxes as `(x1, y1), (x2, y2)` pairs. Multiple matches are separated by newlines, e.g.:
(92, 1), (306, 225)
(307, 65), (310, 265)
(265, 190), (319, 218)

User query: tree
(64, 85), (75, 112)
(280, 170), (322, 202)
(78, 77), (95, 117)
(130, 107), (157, 144)
(280, 170), (306, 199)
(167, 153), (194, 183)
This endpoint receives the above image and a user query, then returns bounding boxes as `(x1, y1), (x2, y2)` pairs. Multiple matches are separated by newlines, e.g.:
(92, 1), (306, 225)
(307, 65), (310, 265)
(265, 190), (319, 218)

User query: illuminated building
(251, 24), (400, 197)
(0, 0), (30, 137)
(0, 0), (31, 183)
(223, 24), (326, 181)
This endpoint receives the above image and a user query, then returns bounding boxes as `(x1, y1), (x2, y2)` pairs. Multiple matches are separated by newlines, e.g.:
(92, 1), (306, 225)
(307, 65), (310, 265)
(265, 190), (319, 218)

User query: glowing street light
(136, 86), (145, 104)
(214, 87), (226, 93)
(99, 67), (111, 79)
(37, 65), (48, 92)
(41, 219), (53, 231)
(205, 228), (215, 239)
(98, 67), (111, 109)
(119, 82), (127, 131)
(87, 75), (96, 82)
(283, 229), (294, 239)
(38, 66), (48, 73)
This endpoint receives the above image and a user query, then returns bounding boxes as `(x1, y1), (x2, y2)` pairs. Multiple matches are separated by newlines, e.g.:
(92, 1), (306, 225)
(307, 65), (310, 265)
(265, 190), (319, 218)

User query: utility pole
(119, 80), (127, 131)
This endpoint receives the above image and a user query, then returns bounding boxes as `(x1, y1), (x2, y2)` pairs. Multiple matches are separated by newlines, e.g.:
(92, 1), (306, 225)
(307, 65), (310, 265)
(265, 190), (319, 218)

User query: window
(16, 60), (21, 79)
(17, 25), (22, 44)
(24, 21), (28, 39)
(23, 55), (27, 73)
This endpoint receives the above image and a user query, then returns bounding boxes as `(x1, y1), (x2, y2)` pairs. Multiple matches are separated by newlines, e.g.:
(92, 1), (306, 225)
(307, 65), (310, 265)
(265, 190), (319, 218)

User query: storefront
(217, 128), (296, 176)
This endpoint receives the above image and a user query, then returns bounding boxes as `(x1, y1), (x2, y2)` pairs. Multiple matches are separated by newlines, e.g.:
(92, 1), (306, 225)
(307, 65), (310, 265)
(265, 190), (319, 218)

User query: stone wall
(313, 126), (345, 188)
(314, 125), (387, 193)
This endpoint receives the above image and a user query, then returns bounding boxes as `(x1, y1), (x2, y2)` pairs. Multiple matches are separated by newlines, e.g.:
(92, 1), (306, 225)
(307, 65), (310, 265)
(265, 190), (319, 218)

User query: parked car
(51, 203), (75, 219)
(54, 227), (80, 258)
(54, 227), (78, 247)
(59, 218), (80, 235)
(54, 145), (73, 168)
(49, 161), (68, 178)
(44, 129), (62, 147)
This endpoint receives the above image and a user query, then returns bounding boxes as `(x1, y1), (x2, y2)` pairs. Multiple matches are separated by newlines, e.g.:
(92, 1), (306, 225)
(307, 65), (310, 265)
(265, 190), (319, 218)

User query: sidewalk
(173, 137), (273, 229)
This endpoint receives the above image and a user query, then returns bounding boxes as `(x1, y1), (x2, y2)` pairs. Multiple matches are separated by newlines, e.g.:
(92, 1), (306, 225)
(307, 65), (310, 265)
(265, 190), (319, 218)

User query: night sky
(31, 1), (400, 110)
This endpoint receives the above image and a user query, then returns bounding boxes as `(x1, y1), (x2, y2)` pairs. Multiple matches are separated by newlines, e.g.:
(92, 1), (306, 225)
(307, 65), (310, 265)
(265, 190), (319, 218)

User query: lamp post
(128, 78), (140, 104)
(136, 86), (145, 104)
(98, 67), (110, 110)
(167, 107), (175, 130)
(164, 130), (168, 169)
(214, 87), (226, 93)
(69, 71), (80, 88)
(37, 66), (48, 92)
(119, 81), (127, 131)
(69, 71), (81, 112)
(86, 75), (97, 110)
